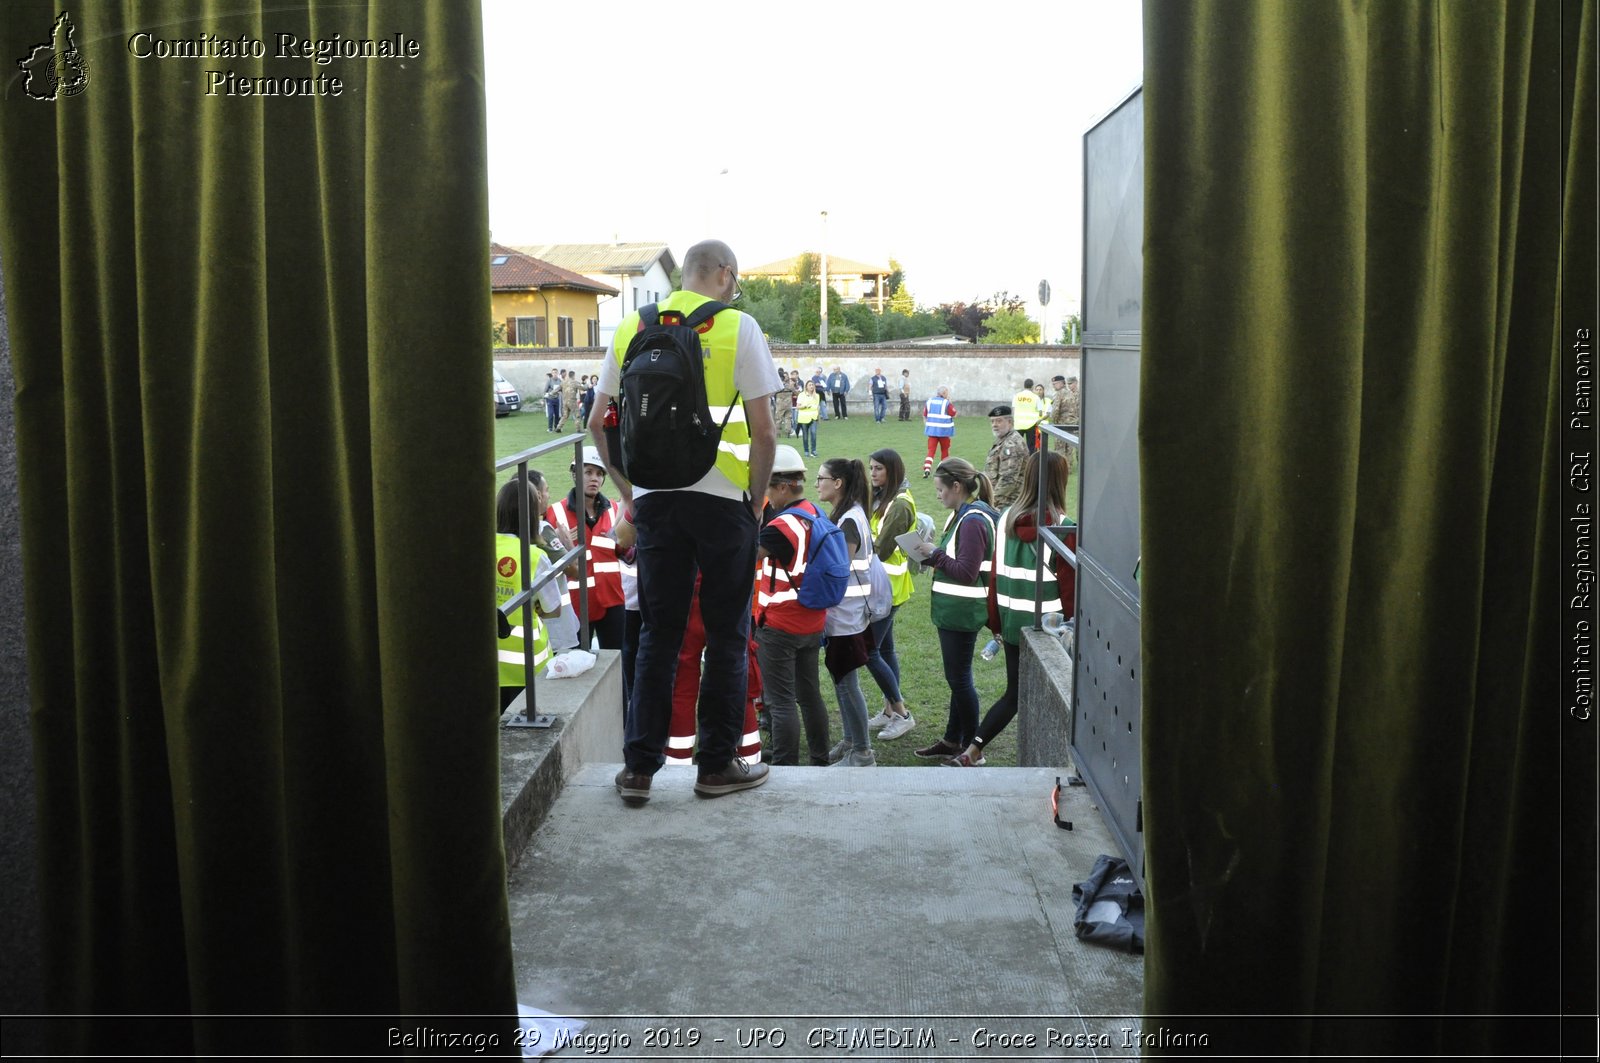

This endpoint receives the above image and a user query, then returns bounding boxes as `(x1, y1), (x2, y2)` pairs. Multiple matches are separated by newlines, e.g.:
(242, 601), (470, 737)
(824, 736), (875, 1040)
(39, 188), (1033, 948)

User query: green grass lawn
(493, 399), (1077, 768)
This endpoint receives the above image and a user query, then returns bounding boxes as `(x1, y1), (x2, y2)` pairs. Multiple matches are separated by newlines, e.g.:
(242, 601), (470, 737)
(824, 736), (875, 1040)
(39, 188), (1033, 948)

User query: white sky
(482, 1), (1143, 330)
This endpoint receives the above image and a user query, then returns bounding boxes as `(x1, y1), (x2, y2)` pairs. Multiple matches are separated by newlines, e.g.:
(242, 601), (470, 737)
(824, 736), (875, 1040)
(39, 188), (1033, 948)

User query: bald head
(683, 239), (738, 298)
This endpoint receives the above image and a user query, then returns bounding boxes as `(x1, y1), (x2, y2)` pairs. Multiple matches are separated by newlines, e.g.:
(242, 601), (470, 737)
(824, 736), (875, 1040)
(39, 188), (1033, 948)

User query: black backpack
(617, 301), (740, 489)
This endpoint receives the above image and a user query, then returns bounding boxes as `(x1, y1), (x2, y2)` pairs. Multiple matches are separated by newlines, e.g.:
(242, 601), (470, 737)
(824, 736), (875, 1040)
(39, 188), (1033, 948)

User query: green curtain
(1141, 0), (1592, 1054)
(1, 0), (514, 1052)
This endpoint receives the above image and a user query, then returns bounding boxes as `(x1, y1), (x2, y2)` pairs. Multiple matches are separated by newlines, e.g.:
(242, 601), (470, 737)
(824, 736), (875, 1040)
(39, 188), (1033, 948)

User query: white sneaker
(879, 712), (916, 741)
(867, 709), (891, 729)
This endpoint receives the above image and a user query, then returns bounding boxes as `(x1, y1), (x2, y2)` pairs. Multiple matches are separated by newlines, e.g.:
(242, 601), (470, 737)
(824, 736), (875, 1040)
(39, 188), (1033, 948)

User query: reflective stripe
(994, 558), (1046, 579)
(850, 557), (870, 571)
(590, 562), (622, 574)
(591, 536), (617, 550)
(718, 440), (751, 461)
(666, 735), (696, 751)
(843, 582), (871, 598)
(931, 582), (987, 599)
(707, 403), (747, 424)
(882, 560), (908, 576)
(996, 591), (1063, 613)
(758, 587), (799, 605)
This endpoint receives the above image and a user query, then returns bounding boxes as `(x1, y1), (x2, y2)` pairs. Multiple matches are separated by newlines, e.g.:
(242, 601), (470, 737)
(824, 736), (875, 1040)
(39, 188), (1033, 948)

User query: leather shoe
(615, 768), (652, 806)
(694, 757), (769, 797)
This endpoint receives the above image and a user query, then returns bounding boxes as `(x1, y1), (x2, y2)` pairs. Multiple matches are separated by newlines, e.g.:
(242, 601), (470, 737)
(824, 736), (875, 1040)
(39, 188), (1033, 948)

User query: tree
(791, 252), (820, 284)
(884, 257), (905, 297)
(841, 301), (880, 344)
(981, 308), (1041, 344)
(1059, 313), (1082, 344)
(491, 319), (507, 347)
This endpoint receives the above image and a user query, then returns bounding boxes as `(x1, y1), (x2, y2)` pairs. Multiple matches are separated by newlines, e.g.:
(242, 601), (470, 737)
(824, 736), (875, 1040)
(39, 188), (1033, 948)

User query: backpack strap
(681, 299), (730, 330)
(638, 304), (661, 329)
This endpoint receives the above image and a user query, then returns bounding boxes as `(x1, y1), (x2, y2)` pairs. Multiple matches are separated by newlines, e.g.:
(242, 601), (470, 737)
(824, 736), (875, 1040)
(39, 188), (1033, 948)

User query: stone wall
(493, 344), (1081, 417)
(1018, 627), (1076, 770)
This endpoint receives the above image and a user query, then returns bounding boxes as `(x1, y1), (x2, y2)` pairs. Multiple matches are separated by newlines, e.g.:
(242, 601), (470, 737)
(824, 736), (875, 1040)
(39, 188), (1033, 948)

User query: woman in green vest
(495, 475), (564, 711)
(946, 449), (1075, 766)
(864, 448), (917, 741)
(908, 457), (998, 760)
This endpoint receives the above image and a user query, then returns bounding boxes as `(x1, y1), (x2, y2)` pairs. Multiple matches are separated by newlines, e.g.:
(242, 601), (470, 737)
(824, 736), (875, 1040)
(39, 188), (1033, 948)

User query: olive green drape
(1140, 0), (1593, 1056)
(1, 0), (513, 1052)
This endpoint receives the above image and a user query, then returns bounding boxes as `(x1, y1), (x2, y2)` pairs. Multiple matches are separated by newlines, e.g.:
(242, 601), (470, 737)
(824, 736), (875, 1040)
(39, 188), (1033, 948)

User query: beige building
(490, 243), (618, 348)
(742, 252), (893, 310)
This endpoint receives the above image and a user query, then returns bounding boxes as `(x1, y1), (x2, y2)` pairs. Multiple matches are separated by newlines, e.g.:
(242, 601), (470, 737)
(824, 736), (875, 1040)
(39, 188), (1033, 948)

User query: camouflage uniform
(773, 381), (795, 435)
(561, 376), (582, 429)
(1052, 386), (1081, 474)
(985, 428), (1029, 510)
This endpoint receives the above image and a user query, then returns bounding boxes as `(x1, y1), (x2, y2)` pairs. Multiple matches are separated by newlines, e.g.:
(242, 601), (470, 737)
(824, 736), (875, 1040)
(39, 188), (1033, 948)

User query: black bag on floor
(1071, 853), (1144, 954)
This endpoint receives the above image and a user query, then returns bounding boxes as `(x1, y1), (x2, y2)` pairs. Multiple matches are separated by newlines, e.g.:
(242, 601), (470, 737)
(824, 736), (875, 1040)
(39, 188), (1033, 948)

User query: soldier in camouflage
(983, 404), (1029, 510)
(1050, 376), (1080, 474)
(561, 370), (582, 430)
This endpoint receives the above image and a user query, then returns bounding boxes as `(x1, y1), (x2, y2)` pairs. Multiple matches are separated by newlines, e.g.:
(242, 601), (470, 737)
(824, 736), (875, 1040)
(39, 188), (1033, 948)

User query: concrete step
(506, 761), (1143, 1054)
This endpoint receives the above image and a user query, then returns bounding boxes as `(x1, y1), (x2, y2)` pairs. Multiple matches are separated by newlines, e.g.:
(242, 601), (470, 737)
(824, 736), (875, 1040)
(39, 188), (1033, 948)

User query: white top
(824, 503), (870, 637)
(596, 309), (779, 503)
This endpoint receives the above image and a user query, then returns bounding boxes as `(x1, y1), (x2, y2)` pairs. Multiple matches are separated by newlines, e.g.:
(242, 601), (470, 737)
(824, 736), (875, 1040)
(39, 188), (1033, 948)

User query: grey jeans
(756, 624), (831, 765)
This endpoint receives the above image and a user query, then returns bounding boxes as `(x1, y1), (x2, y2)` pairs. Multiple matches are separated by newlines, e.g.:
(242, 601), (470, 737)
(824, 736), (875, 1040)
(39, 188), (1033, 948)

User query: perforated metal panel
(1072, 86), (1144, 881)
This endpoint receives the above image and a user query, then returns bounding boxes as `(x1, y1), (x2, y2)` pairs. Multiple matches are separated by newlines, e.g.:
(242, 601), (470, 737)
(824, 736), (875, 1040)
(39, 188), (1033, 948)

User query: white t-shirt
(596, 308), (779, 503)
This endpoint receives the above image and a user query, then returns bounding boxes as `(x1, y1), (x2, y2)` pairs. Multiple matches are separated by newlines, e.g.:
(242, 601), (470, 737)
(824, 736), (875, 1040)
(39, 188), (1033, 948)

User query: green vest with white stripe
(870, 491), (918, 607)
(612, 290), (751, 491)
(929, 501), (997, 632)
(992, 516), (1064, 644)
(496, 532), (550, 687)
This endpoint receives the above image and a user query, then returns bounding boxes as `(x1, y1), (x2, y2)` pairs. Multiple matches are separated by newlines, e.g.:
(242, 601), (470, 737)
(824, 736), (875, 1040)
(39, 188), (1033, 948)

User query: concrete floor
(506, 763), (1143, 1060)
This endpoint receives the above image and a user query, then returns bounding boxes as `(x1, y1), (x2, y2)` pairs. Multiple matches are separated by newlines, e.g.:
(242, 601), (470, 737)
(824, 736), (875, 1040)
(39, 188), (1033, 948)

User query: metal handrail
(495, 433), (591, 723)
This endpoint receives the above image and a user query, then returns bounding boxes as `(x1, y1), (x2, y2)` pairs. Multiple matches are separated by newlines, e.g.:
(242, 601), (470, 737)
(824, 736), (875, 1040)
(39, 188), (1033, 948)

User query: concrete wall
(494, 343), (1081, 416)
(1018, 627), (1075, 770)
(0, 253), (44, 1025)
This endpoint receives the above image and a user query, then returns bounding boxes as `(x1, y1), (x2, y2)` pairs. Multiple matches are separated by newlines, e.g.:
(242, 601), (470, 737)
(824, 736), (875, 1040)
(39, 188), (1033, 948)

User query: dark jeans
(621, 607), (642, 728)
(863, 605), (902, 704)
(755, 624), (830, 765)
(832, 393), (848, 418)
(799, 420), (817, 455)
(546, 398), (560, 431)
(872, 393), (888, 421)
(898, 394), (911, 420)
(975, 639), (1021, 748)
(625, 491), (758, 775)
(937, 626), (980, 748)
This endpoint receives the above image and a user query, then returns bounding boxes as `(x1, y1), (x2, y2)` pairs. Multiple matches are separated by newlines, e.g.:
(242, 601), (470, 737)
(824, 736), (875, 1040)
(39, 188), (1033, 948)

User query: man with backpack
(588, 239), (779, 806)
(753, 444), (842, 766)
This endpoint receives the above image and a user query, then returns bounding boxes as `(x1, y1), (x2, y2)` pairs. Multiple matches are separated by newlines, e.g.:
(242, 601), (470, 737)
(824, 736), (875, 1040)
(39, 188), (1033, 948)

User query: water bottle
(980, 637), (1000, 661)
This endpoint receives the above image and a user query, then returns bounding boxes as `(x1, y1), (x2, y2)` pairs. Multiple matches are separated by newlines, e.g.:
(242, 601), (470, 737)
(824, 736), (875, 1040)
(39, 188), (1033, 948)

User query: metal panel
(1071, 85), (1144, 883)
(1072, 565), (1144, 879)
(1079, 347), (1142, 596)
(1082, 88), (1144, 348)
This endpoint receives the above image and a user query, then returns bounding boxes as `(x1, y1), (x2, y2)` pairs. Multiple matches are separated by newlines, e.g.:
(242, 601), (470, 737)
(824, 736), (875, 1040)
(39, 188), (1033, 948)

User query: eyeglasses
(720, 263), (742, 303)
(816, 474), (839, 483)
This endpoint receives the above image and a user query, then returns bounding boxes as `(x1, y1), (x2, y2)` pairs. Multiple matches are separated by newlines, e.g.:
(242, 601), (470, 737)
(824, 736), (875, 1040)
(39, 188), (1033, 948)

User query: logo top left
(17, 12), (89, 100)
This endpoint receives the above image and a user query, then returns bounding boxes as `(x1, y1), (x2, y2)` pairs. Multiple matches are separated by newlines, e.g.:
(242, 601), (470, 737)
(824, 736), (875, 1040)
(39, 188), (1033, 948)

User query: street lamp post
(819, 210), (829, 348)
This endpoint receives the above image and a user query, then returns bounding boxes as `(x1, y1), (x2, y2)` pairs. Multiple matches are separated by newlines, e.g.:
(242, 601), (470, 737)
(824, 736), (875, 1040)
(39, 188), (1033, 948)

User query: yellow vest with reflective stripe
(613, 290), (751, 491)
(870, 491), (917, 607)
(1013, 390), (1042, 431)
(496, 533), (550, 687)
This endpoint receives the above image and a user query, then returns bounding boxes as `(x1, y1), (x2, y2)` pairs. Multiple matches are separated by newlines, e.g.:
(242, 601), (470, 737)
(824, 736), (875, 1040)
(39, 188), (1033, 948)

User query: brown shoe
(615, 768), (652, 806)
(913, 738), (961, 759)
(694, 757), (769, 797)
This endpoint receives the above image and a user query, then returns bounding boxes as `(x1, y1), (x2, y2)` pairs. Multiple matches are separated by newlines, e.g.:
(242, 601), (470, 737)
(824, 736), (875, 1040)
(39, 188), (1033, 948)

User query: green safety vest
(991, 516), (1066, 644)
(870, 490), (918, 607)
(496, 532), (550, 688)
(612, 290), (752, 491)
(929, 502), (997, 632)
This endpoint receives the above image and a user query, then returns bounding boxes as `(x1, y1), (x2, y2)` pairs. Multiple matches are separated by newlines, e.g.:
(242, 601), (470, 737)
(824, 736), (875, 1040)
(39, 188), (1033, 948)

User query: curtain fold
(1, 0), (512, 1052)
(1141, 0), (1587, 1054)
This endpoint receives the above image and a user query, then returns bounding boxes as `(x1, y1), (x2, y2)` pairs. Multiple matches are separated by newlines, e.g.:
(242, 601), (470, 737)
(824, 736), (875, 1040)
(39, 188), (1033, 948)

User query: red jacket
(546, 494), (624, 617)
(756, 500), (827, 636)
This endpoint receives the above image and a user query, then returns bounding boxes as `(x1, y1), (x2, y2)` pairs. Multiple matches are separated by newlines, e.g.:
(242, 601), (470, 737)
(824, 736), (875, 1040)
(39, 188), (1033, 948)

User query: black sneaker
(694, 758), (769, 797)
(615, 768), (652, 806)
